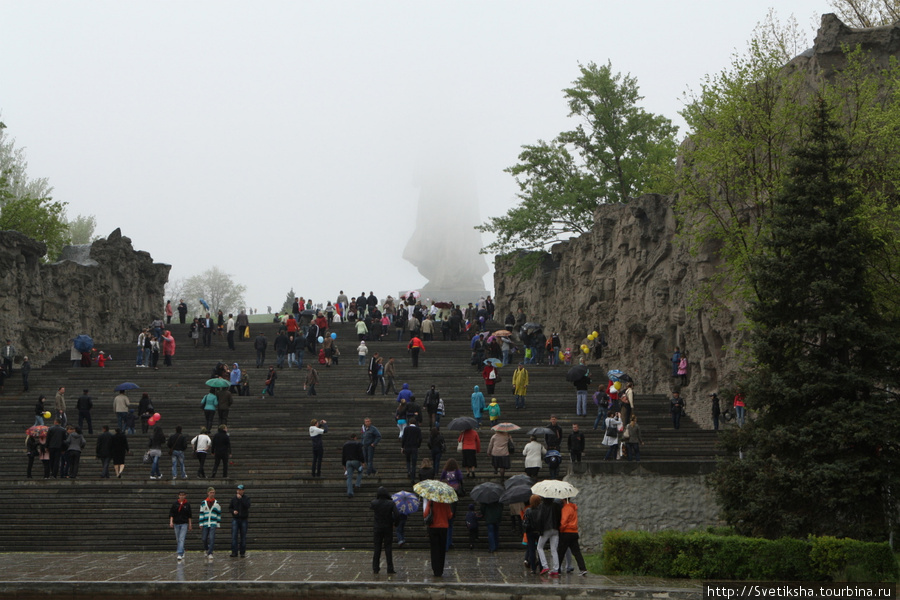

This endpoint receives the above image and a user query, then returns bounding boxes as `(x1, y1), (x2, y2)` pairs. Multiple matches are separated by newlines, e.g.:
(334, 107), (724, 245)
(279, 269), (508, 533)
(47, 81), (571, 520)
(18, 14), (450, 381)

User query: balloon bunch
(581, 330), (601, 354)
(147, 412), (162, 426)
(608, 380), (622, 395)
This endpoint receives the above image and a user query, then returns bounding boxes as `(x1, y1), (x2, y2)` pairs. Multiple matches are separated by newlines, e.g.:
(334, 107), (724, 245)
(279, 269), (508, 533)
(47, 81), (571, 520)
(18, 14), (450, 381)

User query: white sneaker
(177, 555), (183, 561)
(207, 554), (214, 561)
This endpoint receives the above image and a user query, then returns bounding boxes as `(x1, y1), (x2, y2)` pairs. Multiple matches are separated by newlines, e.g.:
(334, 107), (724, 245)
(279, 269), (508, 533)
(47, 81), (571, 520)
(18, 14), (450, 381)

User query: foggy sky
(1, 1), (827, 311)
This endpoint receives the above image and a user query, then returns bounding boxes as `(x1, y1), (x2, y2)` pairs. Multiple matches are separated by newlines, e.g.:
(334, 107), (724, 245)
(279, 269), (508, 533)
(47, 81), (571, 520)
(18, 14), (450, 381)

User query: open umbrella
(199, 298), (210, 311)
(26, 425), (48, 437)
(492, 329), (512, 338)
(469, 482), (504, 504)
(531, 479), (579, 499)
(607, 369), (625, 381)
(447, 416), (479, 431)
(566, 364), (590, 382)
(527, 427), (555, 437)
(483, 358), (503, 367)
(413, 480), (458, 503)
(114, 382), (140, 392)
(523, 322), (542, 330)
(490, 422), (521, 433)
(391, 490), (421, 515)
(433, 301), (453, 309)
(205, 378), (230, 388)
(500, 484), (534, 504)
(504, 473), (535, 489)
(73, 335), (93, 353)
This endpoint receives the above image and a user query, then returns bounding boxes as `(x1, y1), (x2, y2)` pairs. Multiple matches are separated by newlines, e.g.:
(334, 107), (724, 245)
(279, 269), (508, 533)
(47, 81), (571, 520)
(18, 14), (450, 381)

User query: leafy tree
(0, 121), (69, 259)
(281, 288), (296, 314)
(478, 62), (678, 256)
(178, 267), (247, 316)
(828, 0), (900, 26)
(709, 99), (900, 542)
(67, 214), (99, 245)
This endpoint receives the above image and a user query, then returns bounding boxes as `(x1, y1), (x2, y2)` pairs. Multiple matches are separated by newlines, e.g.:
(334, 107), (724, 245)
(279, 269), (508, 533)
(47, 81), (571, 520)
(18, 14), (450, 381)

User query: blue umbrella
(114, 382), (140, 392)
(73, 335), (93, 353)
(483, 358), (503, 367)
(391, 490), (420, 515)
(607, 369), (625, 381)
(199, 298), (210, 311)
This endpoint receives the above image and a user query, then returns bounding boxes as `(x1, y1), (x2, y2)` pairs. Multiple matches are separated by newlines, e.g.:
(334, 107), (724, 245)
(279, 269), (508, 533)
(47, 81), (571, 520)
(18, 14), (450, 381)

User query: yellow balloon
(613, 381), (622, 391)
(587, 333), (595, 341)
(581, 345), (590, 354)
(592, 331), (599, 338)
(43, 411), (51, 419)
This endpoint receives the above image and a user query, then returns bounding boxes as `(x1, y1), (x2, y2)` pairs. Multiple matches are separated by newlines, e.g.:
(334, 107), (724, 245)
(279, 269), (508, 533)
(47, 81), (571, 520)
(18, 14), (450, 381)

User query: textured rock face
(0, 228), (170, 367)
(569, 471), (721, 549)
(494, 194), (743, 427)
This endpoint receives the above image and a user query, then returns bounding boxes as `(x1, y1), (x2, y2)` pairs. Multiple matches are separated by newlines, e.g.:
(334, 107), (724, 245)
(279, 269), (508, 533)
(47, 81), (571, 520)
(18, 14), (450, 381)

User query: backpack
(465, 511), (479, 531)
(318, 349), (327, 364)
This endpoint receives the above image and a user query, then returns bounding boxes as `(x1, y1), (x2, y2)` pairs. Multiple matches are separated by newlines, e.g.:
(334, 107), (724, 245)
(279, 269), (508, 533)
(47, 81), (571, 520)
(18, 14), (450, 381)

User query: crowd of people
(12, 288), (736, 578)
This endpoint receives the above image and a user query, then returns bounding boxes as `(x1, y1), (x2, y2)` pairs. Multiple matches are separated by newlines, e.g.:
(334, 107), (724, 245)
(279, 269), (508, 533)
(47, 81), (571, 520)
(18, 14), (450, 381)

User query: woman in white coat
(522, 435), (546, 478)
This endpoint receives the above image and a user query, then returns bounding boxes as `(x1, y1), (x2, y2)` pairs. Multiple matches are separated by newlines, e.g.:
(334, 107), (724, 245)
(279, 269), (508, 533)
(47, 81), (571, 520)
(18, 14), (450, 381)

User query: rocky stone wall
(494, 193), (745, 429)
(0, 228), (170, 367)
(568, 469), (721, 551)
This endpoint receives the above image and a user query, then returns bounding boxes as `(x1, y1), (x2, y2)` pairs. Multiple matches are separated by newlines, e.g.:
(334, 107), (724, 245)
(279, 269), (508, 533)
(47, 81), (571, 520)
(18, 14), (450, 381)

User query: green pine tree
(709, 98), (900, 542)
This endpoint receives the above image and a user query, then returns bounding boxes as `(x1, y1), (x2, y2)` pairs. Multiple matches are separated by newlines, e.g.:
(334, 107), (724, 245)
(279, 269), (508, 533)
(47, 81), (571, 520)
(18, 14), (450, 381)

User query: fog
(0, 1), (827, 311)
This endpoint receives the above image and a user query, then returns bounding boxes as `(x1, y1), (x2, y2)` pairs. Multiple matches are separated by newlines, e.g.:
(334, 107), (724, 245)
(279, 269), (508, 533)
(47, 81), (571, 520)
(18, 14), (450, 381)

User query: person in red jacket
(407, 335), (426, 368)
(457, 428), (481, 478)
(557, 498), (588, 576)
(424, 499), (453, 577)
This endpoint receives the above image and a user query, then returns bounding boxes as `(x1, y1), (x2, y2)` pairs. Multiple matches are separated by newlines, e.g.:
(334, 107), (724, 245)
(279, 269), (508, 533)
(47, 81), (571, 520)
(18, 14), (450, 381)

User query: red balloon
(153, 412), (161, 421)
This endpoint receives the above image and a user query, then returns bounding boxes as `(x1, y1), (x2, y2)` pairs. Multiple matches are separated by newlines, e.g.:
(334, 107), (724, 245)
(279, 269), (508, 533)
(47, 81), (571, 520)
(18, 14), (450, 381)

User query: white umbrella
(531, 479), (579, 499)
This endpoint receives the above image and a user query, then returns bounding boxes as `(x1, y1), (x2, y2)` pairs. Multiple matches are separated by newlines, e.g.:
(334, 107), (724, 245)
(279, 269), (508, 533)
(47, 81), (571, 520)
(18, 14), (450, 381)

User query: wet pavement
(0, 550), (701, 599)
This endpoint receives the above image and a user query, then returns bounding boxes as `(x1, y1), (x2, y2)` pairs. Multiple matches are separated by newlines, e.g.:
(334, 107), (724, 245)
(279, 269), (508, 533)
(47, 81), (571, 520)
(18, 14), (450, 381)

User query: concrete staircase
(0, 320), (720, 552)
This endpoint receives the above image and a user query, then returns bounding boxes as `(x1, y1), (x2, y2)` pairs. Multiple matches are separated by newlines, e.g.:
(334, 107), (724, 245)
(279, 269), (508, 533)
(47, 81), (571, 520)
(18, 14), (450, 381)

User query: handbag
(507, 439), (516, 453)
(457, 441), (463, 452)
(142, 451), (152, 464)
(605, 425), (618, 438)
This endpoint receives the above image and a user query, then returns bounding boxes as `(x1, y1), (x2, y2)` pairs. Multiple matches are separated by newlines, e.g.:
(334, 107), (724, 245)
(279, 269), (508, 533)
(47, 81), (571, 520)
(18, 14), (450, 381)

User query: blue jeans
(232, 518), (248, 555)
(143, 348), (151, 366)
(363, 445), (375, 474)
(116, 412), (127, 432)
(358, 355), (366, 366)
(201, 526), (217, 555)
(735, 406), (746, 427)
(515, 394), (526, 409)
(593, 407), (608, 430)
(576, 391), (588, 416)
(487, 522), (499, 552)
(34, 414), (44, 426)
(150, 453), (161, 477)
(288, 352), (297, 368)
(502, 350), (509, 365)
(345, 460), (362, 495)
(672, 410), (682, 429)
(396, 515), (407, 544)
(276, 350), (286, 368)
(174, 523), (188, 557)
(136, 348), (143, 366)
(172, 450), (186, 479)
(627, 442), (641, 461)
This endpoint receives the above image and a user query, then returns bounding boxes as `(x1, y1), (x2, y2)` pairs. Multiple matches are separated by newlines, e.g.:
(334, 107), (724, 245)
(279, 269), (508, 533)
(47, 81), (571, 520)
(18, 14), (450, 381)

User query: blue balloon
(317, 336), (324, 343)
(330, 332), (337, 340)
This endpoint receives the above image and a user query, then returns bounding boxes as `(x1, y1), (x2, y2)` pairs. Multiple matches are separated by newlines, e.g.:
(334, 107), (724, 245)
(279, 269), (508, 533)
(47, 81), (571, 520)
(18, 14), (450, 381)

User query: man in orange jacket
(557, 498), (588, 576)
(407, 335), (426, 368)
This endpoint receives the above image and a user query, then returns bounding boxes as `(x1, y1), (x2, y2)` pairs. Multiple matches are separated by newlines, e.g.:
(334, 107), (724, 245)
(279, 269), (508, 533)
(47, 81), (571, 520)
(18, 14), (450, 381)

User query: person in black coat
(210, 424), (232, 478)
(95, 425), (113, 478)
(370, 486), (399, 574)
(400, 423), (422, 484)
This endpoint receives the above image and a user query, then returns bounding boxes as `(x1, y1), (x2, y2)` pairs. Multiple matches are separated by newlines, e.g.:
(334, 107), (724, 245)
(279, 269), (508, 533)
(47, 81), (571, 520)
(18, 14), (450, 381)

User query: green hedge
(601, 530), (898, 582)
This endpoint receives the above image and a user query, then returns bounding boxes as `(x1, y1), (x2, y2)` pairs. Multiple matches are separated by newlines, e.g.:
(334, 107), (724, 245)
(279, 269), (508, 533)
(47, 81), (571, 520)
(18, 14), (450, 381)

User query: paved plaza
(0, 550), (701, 599)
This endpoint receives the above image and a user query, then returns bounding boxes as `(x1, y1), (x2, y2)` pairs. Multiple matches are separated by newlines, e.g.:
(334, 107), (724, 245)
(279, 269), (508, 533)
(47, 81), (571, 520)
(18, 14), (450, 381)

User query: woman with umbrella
(25, 426), (48, 478)
(457, 427), (481, 479)
(522, 435), (546, 478)
(487, 428), (513, 478)
(416, 481), (456, 578)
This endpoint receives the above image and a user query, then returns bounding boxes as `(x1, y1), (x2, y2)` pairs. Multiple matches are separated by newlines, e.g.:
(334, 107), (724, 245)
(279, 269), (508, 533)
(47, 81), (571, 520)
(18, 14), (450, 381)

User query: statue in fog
(402, 147), (489, 295)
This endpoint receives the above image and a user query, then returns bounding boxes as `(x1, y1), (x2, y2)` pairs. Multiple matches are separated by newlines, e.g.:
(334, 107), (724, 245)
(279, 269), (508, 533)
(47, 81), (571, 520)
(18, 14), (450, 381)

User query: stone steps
(0, 320), (721, 552)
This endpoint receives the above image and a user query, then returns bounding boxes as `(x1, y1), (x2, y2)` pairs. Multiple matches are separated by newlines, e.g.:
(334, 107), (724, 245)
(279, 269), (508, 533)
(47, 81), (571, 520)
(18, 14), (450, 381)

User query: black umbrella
(504, 474), (535, 489)
(469, 482), (504, 504)
(522, 322), (542, 330)
(500, 483), (534, 504)
(300, 309), (316, 317)
(527, 427), (555, 436)
(566, 364), (590, 382)
(447, 416), (479, 431)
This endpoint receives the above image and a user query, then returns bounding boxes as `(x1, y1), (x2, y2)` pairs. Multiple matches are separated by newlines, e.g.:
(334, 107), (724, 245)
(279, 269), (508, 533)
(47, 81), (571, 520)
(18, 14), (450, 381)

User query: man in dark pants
(670, 391), (684, 429)
(400, 421), (422, 485)
(96, 425), (113, 478)
(229, 484), (251, 557)
(177, 299), (188, 324)
(567, 423), (585, 463)
(46, 420), (67, 478)
(254, 332), (268, 368)
(370, 486), (399, 574)
(210, 424), (231, 478)
(76, 389), (93, 434)
(202, 314), (215, 347)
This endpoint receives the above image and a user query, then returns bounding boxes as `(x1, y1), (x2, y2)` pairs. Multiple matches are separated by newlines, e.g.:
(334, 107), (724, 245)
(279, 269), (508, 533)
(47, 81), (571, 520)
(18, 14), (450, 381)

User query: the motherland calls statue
(402, 145), (489, 304)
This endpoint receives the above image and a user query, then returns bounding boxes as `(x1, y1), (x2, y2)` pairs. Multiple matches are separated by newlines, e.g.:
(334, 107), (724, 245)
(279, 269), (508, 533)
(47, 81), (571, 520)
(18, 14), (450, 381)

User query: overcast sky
(1, 0), (828, 311)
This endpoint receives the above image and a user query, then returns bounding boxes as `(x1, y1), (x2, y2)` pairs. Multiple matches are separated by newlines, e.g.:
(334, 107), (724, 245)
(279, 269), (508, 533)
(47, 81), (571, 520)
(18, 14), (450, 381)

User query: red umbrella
(26, 425), (48, 437)
(490, 422), (521, 433)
